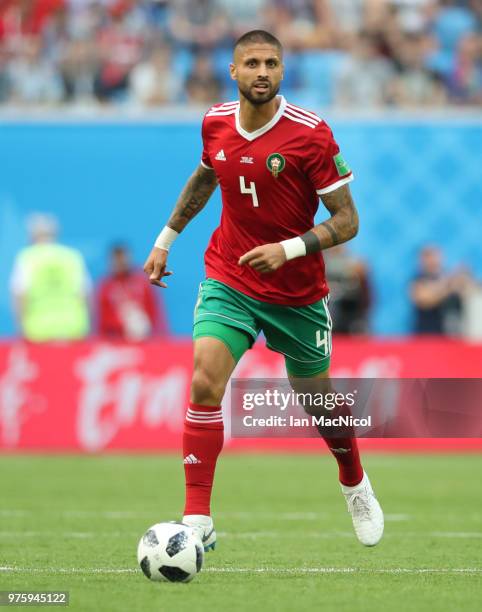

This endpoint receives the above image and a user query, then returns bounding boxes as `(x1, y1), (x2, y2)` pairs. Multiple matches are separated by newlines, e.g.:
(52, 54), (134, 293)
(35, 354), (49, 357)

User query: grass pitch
(0, 454), (481, 612)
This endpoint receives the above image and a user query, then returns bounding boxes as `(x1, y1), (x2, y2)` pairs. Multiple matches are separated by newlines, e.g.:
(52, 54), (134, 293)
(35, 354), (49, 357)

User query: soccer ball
(137, 522), (204, 583)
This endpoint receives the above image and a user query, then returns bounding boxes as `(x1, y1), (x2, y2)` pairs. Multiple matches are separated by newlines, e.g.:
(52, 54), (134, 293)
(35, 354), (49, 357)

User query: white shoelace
(347, 491), (372, 520)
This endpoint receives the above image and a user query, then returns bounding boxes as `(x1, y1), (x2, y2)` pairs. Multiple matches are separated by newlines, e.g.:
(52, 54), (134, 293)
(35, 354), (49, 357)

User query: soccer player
(144, 30), (384, 551)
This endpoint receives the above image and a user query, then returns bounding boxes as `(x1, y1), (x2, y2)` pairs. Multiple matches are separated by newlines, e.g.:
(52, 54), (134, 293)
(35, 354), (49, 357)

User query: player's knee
(190, 367), (226, 405)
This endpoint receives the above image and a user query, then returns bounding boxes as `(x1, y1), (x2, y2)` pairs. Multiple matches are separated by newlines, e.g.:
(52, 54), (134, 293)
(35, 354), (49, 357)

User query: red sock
(321, 436), (363, 486)
(183, 403), (223, 516)
(314, 401), (363, 486)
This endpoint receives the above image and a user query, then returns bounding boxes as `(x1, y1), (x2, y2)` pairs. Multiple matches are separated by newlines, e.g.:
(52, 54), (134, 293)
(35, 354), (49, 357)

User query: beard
(238, 82), (280, 106)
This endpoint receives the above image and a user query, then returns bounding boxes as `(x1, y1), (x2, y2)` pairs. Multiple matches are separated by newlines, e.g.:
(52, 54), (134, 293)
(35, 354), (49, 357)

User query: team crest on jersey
(266, 153), (285, 178)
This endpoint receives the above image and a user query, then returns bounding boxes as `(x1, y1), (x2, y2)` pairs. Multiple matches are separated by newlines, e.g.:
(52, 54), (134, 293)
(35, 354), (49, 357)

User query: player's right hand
(143, 247), (173, 288)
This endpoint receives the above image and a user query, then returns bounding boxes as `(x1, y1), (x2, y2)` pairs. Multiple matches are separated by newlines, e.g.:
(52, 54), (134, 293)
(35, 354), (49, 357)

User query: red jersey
(201, 96), (354, 306)
(97, 270), (167, 340)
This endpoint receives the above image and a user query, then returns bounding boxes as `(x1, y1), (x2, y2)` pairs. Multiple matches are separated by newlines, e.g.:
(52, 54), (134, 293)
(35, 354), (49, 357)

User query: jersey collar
(235, 95), (287, 141)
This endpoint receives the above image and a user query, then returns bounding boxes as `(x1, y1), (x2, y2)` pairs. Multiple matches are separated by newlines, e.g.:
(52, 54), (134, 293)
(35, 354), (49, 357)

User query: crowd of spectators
(0, 0), (481, 109)
(9, 214), (168, 342)
(8, 212), (482, 341)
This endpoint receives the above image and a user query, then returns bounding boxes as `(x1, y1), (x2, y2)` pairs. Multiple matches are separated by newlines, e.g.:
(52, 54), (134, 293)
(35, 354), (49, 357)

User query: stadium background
(0, 0), (481, 452)
(0, 3), (481, 608)
(0, 0), (482, 450)
(1, 116), (482, 337)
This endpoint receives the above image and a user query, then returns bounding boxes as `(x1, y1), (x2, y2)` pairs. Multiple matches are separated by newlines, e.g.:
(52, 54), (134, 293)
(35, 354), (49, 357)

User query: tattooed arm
(144, 164), (218, 287)
(239, 184), (358, 274)
(311, 184), (359, 249)
(166, 164), (218, 233)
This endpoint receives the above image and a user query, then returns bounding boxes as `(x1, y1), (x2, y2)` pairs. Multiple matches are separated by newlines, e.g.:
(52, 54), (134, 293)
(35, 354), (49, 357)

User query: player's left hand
(238, 243), (287, 274)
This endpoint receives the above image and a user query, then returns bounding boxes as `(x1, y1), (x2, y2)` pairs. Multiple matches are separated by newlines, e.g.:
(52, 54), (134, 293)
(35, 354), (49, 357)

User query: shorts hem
(192, 330), (241, 363)
(285, 362), (331, 377)
(266, 343), (331, 364)
(195, 312), (258, 340)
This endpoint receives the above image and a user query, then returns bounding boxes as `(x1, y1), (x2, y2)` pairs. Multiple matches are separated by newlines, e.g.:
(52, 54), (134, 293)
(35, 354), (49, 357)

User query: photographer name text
(242, 415), (371, 428)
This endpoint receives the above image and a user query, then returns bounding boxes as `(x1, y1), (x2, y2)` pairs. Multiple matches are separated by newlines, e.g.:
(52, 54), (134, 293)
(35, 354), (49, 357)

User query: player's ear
(229, 63), (237, 81)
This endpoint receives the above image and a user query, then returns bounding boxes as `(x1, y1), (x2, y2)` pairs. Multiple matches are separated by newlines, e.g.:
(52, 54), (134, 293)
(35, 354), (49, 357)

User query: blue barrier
(1, 114), (481, 336)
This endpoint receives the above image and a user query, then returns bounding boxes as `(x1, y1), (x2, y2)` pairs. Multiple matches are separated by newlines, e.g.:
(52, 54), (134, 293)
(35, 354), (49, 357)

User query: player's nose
(257, 64), (269, 78)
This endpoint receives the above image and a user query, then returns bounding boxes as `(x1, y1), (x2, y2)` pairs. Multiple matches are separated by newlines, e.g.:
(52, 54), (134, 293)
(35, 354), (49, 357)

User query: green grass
(0, 454), (481, 612)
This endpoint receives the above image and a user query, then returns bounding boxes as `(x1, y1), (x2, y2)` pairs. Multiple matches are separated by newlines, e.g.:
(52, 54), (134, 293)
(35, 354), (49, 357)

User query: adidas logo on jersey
(183, 454), (202, 464)
(215, 149), (226, 161)
(240, 156), (254, 164)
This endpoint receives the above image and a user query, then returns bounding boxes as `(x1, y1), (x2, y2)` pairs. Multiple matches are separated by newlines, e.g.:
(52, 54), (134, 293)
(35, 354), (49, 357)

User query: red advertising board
(0, 338), (481, 452)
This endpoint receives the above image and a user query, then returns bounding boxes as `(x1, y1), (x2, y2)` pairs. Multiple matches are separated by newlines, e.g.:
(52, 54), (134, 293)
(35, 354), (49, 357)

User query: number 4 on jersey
(240, 176), (259, 207)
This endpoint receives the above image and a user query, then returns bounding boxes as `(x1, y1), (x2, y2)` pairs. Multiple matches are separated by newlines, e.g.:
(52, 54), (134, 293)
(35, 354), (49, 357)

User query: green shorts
(193, 278), (332, 377)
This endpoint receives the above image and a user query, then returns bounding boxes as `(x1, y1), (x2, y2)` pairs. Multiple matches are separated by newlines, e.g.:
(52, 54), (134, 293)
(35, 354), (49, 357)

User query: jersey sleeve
(200, 114), (213, 169)
(305, 122), (354, 196)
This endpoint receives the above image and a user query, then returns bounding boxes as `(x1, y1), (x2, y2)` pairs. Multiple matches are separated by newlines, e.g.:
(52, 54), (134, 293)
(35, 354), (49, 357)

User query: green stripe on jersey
(333, 153), (350, 176)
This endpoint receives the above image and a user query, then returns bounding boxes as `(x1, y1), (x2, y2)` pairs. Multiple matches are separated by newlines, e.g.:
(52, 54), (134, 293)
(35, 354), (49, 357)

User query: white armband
(280, 237), (307, 261)
(154, 226), (179, 251)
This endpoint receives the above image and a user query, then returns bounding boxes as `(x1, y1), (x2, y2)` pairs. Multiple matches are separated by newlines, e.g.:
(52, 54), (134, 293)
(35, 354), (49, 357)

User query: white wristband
(280, 237), (306, 261)
(154, 226), (179, 251)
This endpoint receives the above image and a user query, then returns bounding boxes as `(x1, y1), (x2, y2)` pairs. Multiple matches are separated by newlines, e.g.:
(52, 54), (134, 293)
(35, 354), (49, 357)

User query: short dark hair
(110, 242), (129, 256)
(234, 30), (283, 56)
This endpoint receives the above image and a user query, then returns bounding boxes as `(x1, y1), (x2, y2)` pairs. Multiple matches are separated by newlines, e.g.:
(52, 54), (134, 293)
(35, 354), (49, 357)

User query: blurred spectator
(185, 53), (222, 105)
(335, 32), (395, 107)
(264, 0), (335, 50)
(448, 33), (482, 104)
(431, 0), (478, 51)
(129, 43), (181, 106)
(426, 0), (478, 79)
(217, 0), (267, 38)
(388, 0), (435, 34)
(59, 37), (98, 103)
(7, 35), (63, 104)
(96, 244), (168, 341)
(329, 0), (366, 34)
(168, 0), (230, 51)
(94, 6), (144, 102)
(10, 213), (91, 342)
(0, 43), (9, 101)
(324, 245), (372, 334)
(409, 245), (472, 335)
(0, 0), (65, 42)
(67, 1), (109, 41)
(390, 32), (448, 105)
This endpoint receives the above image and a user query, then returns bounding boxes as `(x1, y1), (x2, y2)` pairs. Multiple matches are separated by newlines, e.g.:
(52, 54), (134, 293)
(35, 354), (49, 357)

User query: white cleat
(341, 471), (384, 547)
(182, 514), (217, 552)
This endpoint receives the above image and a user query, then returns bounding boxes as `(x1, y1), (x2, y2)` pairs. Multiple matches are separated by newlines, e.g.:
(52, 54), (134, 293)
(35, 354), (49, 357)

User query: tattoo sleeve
(309, 184), (359, 250)
(166, 164), (218, 233)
